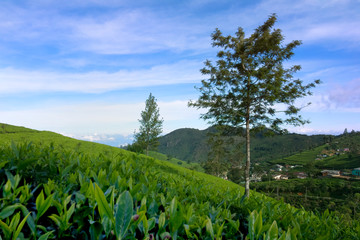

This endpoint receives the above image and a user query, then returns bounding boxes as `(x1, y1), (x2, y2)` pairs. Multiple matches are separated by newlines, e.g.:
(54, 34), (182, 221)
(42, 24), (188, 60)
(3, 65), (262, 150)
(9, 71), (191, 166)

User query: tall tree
(134, 93), (163, 155)
(189, 14), (320, 197)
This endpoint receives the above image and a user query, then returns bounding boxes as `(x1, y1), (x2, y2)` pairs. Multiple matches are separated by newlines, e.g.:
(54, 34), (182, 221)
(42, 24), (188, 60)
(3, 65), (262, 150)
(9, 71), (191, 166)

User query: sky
(1, 0), (359, 146)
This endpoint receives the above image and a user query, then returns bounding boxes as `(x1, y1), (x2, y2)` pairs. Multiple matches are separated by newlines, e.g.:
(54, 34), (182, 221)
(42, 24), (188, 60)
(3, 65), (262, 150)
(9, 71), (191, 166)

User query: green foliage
(158, 127), (327, 164)
(203, 127), (234, 177)
(134, 93), (164, 155)
(251, 178), (360, 219)
(0, 126), (359, 239)
(189, 14), (320, 197)
(270, 134), (360, 169)
(148, 151), (204, 172)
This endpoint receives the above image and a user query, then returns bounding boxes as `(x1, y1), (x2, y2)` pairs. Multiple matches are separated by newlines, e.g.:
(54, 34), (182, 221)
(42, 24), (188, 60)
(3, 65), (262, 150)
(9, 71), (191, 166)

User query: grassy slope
(148, 151), (205, 172)
(269, 145), (360, 169)
(270, 146), (325, 165)
(0, 123), (125, 155)
(1, 123), (360, 238)
(0, 123), (237, 190)
(0, 123), (244, 211)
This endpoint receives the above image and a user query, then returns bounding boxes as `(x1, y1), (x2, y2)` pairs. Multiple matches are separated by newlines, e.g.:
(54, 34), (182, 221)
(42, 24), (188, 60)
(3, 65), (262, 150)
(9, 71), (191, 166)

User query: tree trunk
(244, 74), (251, 198)
(245, 115), (250, 198)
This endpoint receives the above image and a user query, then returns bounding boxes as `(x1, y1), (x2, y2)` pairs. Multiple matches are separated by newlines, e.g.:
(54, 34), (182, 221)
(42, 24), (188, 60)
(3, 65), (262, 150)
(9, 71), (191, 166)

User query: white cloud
(66, 7), (215, 55)
(1, 0), (359, 57)
(0, 3), (212, 55)
(0, 60), (202, 94)
(288, 126), (342, 135)
(67, 133), (116, 142)
(239, 0), (360, 49)
(0, 100), (206, 135)
(328, 78), (360, 108)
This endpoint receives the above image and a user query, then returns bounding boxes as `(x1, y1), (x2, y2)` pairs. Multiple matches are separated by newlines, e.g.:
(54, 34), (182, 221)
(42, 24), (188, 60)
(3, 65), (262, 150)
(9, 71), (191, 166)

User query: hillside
(148, 151), (204, 172)
(157, 128), (213, 163)
(251, 178), (360, 216)
(270, 132), (360, 169)
(157, 127), (328, 164)
(1, 123), (360, 239)
(0, 123), (126, 155)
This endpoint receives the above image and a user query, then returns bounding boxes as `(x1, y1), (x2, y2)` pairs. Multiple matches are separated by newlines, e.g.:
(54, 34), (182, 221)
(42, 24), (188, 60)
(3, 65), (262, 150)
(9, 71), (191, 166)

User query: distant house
(274, 164), (284, 171)
(273, 174), (288, 180)
(250, 173), (262, 182)
(293, 172), (307, 179)
(352, 168), (360, 177)
(321, 170), (341, 177)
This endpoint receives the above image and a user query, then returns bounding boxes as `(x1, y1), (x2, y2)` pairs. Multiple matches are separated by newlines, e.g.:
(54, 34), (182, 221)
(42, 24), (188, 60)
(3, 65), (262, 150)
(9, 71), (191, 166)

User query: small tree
(204, 127), (230, 178)
(189, 14), (320, 197)
(134, 93), (163, 155)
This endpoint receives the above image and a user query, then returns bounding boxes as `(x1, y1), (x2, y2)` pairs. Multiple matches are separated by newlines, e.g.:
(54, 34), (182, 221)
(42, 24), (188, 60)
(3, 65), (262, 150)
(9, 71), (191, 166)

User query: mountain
(157, 127), (213, 163)
(157, 126), (330, 164)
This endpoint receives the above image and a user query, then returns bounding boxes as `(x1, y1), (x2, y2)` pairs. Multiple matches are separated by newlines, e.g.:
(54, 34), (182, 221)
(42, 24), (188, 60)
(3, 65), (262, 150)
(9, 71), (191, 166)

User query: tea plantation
(1, 124), (359, 239)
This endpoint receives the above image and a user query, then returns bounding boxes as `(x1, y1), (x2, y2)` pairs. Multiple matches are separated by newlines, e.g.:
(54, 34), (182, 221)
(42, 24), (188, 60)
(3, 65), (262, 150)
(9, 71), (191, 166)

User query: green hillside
(251, 178), (360, 216)
(157, 128), (212, 163)
(157, 127), (328, 164)
(269, 133), (360, 169)
(1, 123), (359, 239)
(148, 151), (204, 172)
(0, 123), (125, 155)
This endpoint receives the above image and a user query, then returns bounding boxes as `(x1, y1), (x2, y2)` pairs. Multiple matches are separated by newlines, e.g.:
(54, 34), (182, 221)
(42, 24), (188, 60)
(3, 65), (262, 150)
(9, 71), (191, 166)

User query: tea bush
(1, 142), (359, 239)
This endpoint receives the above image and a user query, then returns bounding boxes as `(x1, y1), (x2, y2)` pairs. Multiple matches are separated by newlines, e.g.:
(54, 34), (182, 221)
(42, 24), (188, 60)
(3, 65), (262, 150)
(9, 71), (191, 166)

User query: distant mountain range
(157, 127), (331, 164)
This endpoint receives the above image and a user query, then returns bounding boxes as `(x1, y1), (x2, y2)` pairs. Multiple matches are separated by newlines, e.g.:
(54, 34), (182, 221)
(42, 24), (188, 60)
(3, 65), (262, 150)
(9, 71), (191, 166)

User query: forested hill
(158, 127), (330, 163)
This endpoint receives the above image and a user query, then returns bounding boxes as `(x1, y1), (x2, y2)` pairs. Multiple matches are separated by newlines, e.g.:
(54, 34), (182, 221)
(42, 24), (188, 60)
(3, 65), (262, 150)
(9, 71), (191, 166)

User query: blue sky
(1, 0), (359, 145)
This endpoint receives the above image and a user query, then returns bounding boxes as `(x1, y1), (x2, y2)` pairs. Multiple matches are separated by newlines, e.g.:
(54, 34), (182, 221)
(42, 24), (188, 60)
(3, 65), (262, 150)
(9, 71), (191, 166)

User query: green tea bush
(0, 142), (359, 239)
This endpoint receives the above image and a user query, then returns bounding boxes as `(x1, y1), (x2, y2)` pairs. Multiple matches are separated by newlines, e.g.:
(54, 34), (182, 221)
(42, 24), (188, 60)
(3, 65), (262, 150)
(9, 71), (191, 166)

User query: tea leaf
(265, 221), (278, 240)
(0, 204), (22, 219)
(94, 183), (114, 220)
(12, 212), (30, 240)
(38, 231), (54, 240)
(36, 191), (53, 221)
(115, 191), (133, 239)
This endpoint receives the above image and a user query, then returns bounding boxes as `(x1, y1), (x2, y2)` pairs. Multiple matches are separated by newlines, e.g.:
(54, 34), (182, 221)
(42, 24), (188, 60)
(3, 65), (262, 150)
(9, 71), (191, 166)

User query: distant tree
(126, 141), (144, 154)
(228, 166), (244, 183)
(203, 127), (230, 177)
(349, 193), (360, 218)
(189, 14), (320, 197)
(304, 161), (319, 178)
(134, 93), (163, 155)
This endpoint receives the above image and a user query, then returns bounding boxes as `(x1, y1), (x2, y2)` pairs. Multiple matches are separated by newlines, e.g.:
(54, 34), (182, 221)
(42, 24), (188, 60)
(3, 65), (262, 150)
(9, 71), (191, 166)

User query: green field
(251, 178), (360, 215)
(148, 151), (204, 172)
(269, 144), (360, 169)
(269, 146), (325, 165)
(1, 123), (360, 239)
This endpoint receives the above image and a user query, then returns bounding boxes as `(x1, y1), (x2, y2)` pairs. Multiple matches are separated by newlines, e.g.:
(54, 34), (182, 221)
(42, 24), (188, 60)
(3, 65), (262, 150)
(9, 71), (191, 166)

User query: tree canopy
(189, 14), (320, 197)
(134, 93), (163, 155)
